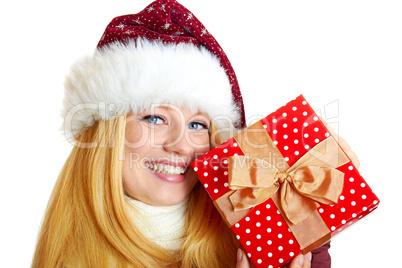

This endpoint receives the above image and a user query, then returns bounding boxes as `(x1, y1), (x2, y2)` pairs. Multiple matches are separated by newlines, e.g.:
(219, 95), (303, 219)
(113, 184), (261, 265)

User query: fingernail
(299, 254), (305, 265)
(307, 252), (312, 262)
(237, 248), (243, 262)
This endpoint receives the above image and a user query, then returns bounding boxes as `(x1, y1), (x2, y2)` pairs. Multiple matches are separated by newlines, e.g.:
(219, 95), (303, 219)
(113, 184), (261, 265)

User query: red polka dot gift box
(191, 95), (380, 268)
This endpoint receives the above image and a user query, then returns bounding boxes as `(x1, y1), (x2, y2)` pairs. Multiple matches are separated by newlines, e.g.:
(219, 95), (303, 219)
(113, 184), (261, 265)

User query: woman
(32, 0), (355, 267)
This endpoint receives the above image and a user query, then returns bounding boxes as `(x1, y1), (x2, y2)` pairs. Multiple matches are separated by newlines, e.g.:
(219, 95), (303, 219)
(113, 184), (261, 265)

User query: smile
(145, 162), (187, 175)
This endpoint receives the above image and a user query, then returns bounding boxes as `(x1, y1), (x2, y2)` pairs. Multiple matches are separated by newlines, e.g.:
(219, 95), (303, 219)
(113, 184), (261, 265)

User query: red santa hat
(62, 0), (245, 141)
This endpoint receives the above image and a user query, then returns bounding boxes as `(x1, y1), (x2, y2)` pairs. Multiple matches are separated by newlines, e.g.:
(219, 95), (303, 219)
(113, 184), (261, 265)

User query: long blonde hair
(32, 115), (238, 267)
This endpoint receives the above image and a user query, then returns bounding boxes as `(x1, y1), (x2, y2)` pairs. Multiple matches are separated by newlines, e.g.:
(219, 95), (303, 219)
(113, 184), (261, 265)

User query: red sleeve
(311, 242), (331, 268)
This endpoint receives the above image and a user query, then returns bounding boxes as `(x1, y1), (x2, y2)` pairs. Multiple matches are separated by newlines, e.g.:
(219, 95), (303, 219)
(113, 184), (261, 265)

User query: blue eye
(188, 122), (207, 130)
(143, 115), (164, 125)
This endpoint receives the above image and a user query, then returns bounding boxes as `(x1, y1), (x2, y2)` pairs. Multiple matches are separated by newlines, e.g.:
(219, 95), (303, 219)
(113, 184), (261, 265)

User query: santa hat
(62, 0), (245, 141)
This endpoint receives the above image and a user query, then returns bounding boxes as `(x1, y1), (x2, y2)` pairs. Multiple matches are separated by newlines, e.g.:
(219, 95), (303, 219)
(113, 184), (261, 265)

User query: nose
(163, 126), (194, 156)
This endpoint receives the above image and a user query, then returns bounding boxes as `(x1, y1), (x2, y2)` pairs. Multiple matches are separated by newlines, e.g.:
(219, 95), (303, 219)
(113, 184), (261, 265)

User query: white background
(1, 0), (401, 267)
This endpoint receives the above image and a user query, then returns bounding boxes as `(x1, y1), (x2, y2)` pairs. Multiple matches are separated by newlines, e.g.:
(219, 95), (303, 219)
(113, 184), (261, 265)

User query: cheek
(188, 133), (210, 153)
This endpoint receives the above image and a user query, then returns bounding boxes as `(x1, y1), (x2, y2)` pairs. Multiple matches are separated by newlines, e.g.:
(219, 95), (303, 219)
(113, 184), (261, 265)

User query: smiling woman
(31, 0), (314, 267)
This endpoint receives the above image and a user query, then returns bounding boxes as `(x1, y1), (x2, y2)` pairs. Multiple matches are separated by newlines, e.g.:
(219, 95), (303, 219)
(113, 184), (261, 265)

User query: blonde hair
(32, 115), (238, 267)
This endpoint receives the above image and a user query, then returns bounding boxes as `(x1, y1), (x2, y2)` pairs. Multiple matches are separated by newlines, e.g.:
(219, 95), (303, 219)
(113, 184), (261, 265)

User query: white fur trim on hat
(62, 39), (240, 140)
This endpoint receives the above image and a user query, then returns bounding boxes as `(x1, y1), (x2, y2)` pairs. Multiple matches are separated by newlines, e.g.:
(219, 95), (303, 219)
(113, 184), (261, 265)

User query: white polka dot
(361, 183), (366, 188)
(273, 140), (278, 145)
(303, 111), (308, 116)
(245, 217), (250, 221)
(224, 171), (228, 175)
(266, 216), (271, 221)
(213, 177), (218, 182)
(302, 100), (307, 105)
(319, 208), (324, 213)
(257, 247), (262, 251)
(293, 117), (298, 122)
(277, 210), (281, 214)
(305, 145), (310, 149)
(283, 134), (288, 139)
(257, 259), (262, 264)
(289, 239), (294, 244)
(267, 228), (272, 233)
(256, 210), (260, 215)
(256, 234), (261, 239)
(314, 127), (319, 132)
(284, 146), (289, 150)
(269, 265), (273, 268)
(330, 214), (335, 219)
(349, 177), (354, 182)
(331, 226), (336, 231)
(247, 253), (251, 258)
(350, 189), (355, 194)
(266, 204), (271, 209)
(267, 240), (272, 245)
(283, 112), (287, 117)
(273, 118), (277, 123)
(303, 122), (308, 127)
(203, 160), (208, 165)
(351, 201), (356, 206)
(313, 116), (318, 121)
(233, 142), (238, 147)
(246, 241), (251, 246)
(278, 246), (283, 251)
(194, 167), (198, 171)
(224, 182), (229, 187)
(213, 166), (218, 170)
(256, 222), (261, 227)
(290, 252), (294, 257)
(315, 138), (320, 143)
(204, 183), (208, 188)
(236, 235), (240, 240)
(295, 151), (299, 155)
(352, 213), (357, 218)
(348, 165), (353, 170)
(373, 200), (378, 205)
(294, 139), (299, 144)
(235, 223), (240, 228)
(325, 132), (330, 137)
(363, 207), (367, 211)
(342, 220), (346, 224)
(273, 129), (278, 134)
(268, 252), (273, 257)
(279, 258), (284, 263)
(203, 172), (208, 176)
(223, 159), (228, 164)
(246, 229), (250, 233)
(214, 189), (218, 193)
(223, 148), (228, 153)
(341, 207), (346, 212)
(285, 157), (290, 161)
(213, 155), (218, 159)
(304, 133), (309, 138)
(340, 195), (345, 200)
(278, 233), (283, 238)
(292, 106), (297, 111)
(283, 123), (288, 128)
(277, 221), (282, 226)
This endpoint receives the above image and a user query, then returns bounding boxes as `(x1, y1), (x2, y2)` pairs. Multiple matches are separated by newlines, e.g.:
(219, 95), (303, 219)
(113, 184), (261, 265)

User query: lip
(145, 160), (189, 183)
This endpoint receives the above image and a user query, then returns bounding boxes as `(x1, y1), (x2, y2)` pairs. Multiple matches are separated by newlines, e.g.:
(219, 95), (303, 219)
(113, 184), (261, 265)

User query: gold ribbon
(213, 120), (350, 252)
(228, 135), (347, 224)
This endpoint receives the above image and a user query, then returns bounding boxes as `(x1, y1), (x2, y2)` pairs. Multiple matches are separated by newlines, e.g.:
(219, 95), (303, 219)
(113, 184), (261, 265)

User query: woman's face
(122, 105), (210, 206)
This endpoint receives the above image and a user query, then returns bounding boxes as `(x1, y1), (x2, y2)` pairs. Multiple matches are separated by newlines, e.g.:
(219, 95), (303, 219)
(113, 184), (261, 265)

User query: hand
(323, 119), (360, 169)
(235, 249), (311, 268)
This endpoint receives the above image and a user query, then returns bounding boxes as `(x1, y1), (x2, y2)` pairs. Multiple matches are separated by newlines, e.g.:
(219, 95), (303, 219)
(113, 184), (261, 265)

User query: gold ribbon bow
(227, 136), (348, 225)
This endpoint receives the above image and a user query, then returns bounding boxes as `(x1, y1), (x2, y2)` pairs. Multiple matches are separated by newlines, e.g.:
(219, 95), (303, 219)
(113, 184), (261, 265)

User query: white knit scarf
(127, 197), (187, 253)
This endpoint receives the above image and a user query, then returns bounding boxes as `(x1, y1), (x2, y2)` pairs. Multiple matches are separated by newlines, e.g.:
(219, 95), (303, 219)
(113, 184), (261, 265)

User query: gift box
(191, 95), (379, 268)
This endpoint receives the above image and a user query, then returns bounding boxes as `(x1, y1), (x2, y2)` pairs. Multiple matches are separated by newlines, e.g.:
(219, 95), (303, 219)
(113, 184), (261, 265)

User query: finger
(302, 252), (312, 268)
(289, 253), (312, 268)
(235, 249), (250, 268)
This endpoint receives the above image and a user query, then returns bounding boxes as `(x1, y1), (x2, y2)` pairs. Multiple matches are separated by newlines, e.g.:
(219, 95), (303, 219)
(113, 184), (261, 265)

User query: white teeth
(146, 163), (186, 175)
